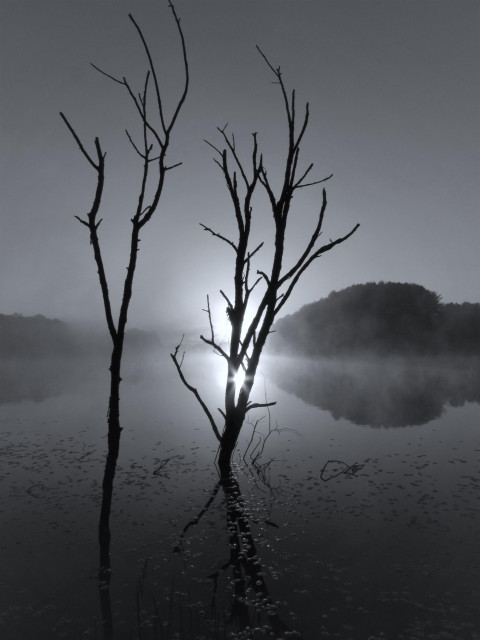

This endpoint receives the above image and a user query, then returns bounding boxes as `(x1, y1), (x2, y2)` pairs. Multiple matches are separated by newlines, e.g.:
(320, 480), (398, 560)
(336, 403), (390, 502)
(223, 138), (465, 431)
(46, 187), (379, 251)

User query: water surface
(1, 348), (479, 639)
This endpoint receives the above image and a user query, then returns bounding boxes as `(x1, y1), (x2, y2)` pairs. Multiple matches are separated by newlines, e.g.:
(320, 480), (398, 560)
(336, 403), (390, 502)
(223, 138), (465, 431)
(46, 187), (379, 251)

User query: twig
(320, 459), (364, 481)
(173, 481), (221, 554)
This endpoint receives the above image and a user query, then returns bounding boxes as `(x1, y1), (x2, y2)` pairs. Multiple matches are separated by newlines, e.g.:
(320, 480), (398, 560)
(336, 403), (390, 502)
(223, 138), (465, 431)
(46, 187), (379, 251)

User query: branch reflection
(98, 418), (121, 640)
(175, 472), (301, 639)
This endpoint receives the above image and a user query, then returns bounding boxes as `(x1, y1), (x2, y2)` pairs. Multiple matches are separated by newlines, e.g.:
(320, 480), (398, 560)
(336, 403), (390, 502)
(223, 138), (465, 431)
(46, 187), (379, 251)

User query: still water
(1, 346), (479, 639)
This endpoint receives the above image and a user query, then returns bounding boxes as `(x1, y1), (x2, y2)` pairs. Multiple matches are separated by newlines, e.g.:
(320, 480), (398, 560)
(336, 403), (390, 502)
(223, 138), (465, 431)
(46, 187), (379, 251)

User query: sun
(232, 367), (245, 389)
(212, 352), (246, 391)
(209, 299), (257, 391)
(214, 305), (232, 343)
(212, 299), (257, 343)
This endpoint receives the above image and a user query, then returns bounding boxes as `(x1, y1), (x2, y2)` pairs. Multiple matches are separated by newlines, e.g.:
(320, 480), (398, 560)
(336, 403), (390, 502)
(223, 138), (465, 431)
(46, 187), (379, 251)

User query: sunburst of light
(232, 367), (245, 389)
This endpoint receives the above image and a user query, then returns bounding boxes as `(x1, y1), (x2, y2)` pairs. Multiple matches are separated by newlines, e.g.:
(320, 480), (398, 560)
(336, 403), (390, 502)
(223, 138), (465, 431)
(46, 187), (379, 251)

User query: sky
(1, 0), (479, 333)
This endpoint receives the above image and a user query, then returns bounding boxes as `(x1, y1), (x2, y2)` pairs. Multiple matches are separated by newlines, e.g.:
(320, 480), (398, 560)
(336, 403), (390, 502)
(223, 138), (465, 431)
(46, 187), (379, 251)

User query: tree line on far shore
(271, 282), (480, 357)
(3, 282), (478, 361)
(3, 282), (478, 360)
(0, 313), (157, 359)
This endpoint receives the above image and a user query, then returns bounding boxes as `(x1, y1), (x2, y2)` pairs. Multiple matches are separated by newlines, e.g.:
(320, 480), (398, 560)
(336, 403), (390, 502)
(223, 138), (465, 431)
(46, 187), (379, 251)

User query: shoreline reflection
(267, 356), (480, 427)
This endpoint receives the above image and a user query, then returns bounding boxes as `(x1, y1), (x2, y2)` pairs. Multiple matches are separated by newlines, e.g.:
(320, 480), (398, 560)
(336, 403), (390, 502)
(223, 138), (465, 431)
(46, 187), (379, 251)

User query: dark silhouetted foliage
(0, 313), (78, 358)
(273, 282), (479, 356)
(0, 313), (158, 360)
(438, 302), (480, 354)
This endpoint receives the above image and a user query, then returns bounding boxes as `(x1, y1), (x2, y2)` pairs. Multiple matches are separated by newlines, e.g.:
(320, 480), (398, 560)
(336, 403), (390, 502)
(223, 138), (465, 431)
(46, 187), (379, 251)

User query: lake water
(1, 345), (479, 640)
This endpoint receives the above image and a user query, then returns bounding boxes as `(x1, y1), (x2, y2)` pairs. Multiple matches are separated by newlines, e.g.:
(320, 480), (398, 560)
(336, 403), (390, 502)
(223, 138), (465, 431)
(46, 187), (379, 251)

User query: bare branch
(217, 126), (250, 187)
(128, 1), (189, 139)
(296, 174), (333, 189)
(220, 290), (234, 310)
(256, 46), (293, 131)
(171, 338), (221, 442)
(200, 223), (237, 252)
(92, 62), (165, 152)
(276, 222), (360, 315)
(61, 111), (118, 342)
(293, 102), (310, 153)
(59, 112), (100, 170)
(200, 335), (230, 361)
(204, 138), (223, 157)
(243, 416), (264, 460)
(246, 276), (262, 296)
(164, 1), (190, 133)
(258, 168), (277, 211)
(256, 45), (278, 77)
(257, 269), (270, 285)
(125, 129), (145, 158)
(74, 215), (89, 227)
(165, 161), (183, 171)
(245, 241), (263, 263)
(278, 189), (327, 286)
(221, 152), (245, 236)
(200, 295), (230, 360)
(90, 63), (124, 85)
(128, 13), (167, 134)
(124, 76), (165, 150)
(293, 161), (333, 189)
(245, 401), (277, 413)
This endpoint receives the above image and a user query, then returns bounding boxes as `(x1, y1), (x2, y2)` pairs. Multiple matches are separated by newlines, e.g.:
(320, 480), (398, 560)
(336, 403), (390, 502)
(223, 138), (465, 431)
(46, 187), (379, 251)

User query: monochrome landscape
(1, 1), (479, 638)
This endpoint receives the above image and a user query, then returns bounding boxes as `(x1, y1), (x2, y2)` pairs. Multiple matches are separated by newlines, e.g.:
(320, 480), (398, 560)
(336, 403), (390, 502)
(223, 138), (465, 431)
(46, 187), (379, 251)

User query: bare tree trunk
(107, 342), (123, 433)
(218, 409), (245, 476)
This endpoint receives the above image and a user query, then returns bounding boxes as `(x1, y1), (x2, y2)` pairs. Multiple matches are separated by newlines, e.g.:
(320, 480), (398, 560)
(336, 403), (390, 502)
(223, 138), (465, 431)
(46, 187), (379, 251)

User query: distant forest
(272, 282), (480, 357)
(0, 313), (158, 359)
(2, 283), (479, 360)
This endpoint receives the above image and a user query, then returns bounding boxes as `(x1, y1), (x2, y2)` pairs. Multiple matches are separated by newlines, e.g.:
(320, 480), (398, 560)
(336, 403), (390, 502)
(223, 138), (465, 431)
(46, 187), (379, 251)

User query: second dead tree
(61, 2), (189, 435)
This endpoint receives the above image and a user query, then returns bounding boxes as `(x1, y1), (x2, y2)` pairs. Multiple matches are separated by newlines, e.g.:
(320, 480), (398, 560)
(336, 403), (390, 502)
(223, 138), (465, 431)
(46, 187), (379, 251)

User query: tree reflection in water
(174, 473), (301, 639)
(96, 428), (300, 639)
(98, 418), (121, 640)
(269, 356), (480, 427)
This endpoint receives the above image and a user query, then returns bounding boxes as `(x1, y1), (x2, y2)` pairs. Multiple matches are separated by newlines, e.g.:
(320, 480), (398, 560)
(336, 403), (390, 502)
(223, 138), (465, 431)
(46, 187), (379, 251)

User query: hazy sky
(1, 0), (479, 332)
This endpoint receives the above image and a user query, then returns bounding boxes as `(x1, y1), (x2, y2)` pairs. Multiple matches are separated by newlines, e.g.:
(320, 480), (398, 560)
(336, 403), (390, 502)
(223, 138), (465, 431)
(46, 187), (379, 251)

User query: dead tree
(172, 48), (359, 477)
(60, 2), (188, 434)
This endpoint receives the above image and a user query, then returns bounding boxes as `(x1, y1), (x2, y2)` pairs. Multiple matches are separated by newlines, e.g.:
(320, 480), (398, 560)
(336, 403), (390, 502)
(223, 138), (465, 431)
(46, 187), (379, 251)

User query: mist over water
(1, 335), (479, 639)
(264, 355), (480, 428)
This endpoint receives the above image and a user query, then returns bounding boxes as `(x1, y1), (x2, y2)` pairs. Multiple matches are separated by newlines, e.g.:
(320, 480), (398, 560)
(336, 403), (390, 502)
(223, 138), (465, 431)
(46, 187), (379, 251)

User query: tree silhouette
(172, 48), (359, 476)
(272, 282), (480, 356)
(61, 1), (188, 435)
